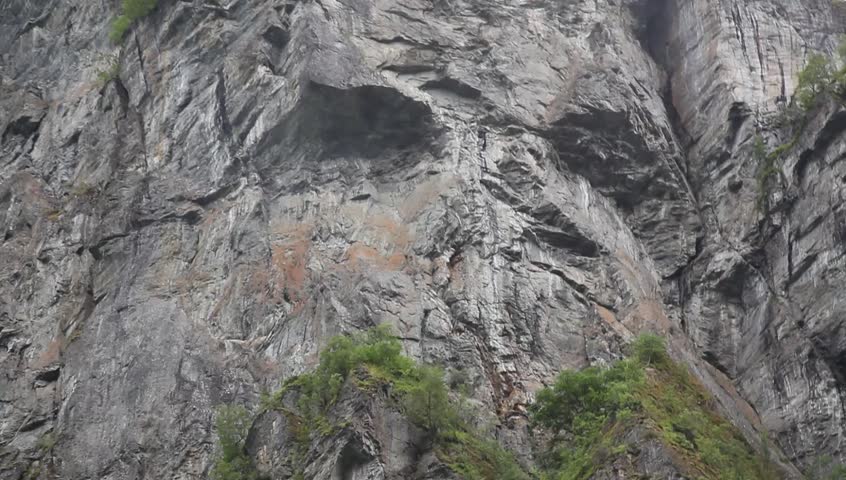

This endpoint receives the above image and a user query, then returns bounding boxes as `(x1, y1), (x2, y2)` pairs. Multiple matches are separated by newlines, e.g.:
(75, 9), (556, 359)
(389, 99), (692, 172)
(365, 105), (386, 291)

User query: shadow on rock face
(251, 82), (442, 195)
(546, 106), (677, 207)
(256, 82), (438, 161)
(306, 83), (437, 157)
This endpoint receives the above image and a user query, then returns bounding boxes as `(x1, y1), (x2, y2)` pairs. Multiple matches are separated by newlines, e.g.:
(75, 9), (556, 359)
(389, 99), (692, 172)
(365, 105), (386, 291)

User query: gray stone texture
(0, 0), (844, 477)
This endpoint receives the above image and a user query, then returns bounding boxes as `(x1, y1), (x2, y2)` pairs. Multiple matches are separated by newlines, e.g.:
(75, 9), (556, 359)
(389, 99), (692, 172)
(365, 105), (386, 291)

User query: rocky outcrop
(0, 0), (844, 478)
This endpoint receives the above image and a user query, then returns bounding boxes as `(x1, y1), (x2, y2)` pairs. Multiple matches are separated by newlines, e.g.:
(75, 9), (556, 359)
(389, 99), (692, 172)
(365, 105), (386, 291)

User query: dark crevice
(113, 75), (150, 171)
(529, 260), (591, 308)
(88, 232), (131, 260)
(182, 182), (240, 207)
(262, 24), (290, 49)
(794, 109), (846, 184)
(1, 114), (44, 145)
(529, 225), (601, 258)
(635, 0), (672, 67)
(382, 64), (437, 74)
(787, 251), (818, 286)
(134, 34), (150, 94)
(420, 77), (481, 99)
(335, 440), (373, 480)
(18, 417), (48, 433)
(811, 334), (846, 386)
(113, 77), (131, 118)
(787, 231), (794, 281)
(215, 69), (233, 142)
(130, 209), (203, 229)
(35, 366), (61, 383)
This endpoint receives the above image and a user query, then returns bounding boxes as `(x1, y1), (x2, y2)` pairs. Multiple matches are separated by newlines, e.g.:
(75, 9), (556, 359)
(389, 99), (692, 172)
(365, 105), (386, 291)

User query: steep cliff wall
(0, 0), (844, 478)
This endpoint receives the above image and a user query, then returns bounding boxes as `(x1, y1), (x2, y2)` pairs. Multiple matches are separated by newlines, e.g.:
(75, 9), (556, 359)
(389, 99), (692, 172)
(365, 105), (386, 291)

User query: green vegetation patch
(211, 405), (260, 480)
(96, 54), (120, 86)
(530, 334), (781, 480)
(214, 330), (846, 480)
(809, 456), (846, 480)
(792, 36), (846, 112)
(109, 0), (158, 43)
(796, 54), (834, 111)
(437, 429), (529, 480)
(261, 324), (528, 479)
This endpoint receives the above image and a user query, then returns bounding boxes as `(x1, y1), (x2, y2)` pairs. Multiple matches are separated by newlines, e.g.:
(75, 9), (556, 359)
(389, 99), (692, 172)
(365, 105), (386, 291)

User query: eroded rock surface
(1, 0), (844, 478)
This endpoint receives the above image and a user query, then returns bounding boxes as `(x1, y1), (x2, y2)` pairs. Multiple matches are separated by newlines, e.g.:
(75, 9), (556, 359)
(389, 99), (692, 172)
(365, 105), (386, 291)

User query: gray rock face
(0, 0), (844, 478)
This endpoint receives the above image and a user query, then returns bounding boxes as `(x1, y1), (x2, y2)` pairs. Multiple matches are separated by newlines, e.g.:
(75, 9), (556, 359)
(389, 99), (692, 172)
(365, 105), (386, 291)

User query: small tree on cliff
(796, 54), (833, 110)
(211, 405), (259, 480)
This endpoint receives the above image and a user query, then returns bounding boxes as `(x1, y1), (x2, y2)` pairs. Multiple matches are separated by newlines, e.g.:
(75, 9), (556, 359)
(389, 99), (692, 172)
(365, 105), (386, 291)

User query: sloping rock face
(0, 0), (844, 478)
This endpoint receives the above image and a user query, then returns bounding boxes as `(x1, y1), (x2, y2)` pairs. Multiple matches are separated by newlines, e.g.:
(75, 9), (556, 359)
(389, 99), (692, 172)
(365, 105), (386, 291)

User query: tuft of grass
(96, 54), (120, 86)
(45, 210), (62, 222)
(37, 432), (57, 452)
(638, 360), (780, 479)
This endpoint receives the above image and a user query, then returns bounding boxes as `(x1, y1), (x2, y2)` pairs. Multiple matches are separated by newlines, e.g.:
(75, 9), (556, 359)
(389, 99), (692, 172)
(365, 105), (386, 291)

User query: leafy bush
(796, 54), (833, 110)
(791, 36), (846, 111)
(109, 15), (132, 43)
(109, 0), (159, 43)
(531, 360), (642, 435)
(531, 334), (782, 480)
(265, 325), (529, 479)
(122, 0), (157, 19)
(288, 324), (416, 420)
(211, 405), (259, 480)
(632, 333), (669, 366)
(403, 365), (454, 437)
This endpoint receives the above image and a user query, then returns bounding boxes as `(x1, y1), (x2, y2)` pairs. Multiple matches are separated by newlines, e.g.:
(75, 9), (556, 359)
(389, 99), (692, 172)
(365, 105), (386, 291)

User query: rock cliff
(1, 0), (844, 478)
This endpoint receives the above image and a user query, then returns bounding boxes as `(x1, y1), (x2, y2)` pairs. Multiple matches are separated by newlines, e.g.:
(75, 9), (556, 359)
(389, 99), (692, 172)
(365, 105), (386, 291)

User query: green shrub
(403, 365), (454, 437)
(788, 36), (846, 111)
(265, 325), (529, 479)
(531, 334), (783, 480)
(632, 333), (669, 366)
(796, 54), (833, 110)
(211, 405), (259, 480)
(109, 0), (159, 43)
(531, 360), (642, 436)
(122, 0), (157, 19)
(436, 429), (529, 480)
(289, 324), (416, 421)
(109, 15), (132, 43)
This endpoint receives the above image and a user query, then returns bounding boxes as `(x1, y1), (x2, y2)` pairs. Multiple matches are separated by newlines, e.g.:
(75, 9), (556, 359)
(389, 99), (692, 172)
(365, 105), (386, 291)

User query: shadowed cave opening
(257, 82), (438, 160)
(252, 82), (442, 192)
